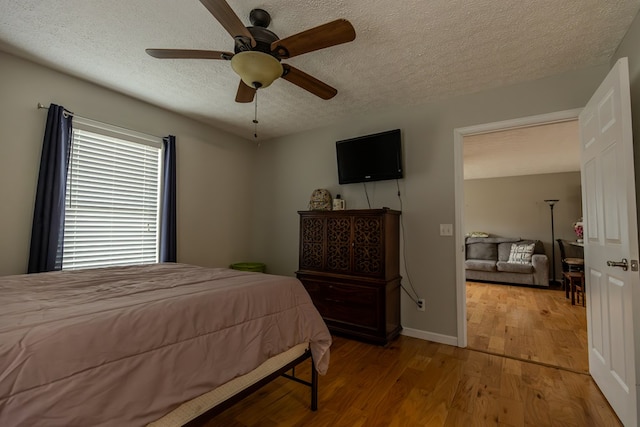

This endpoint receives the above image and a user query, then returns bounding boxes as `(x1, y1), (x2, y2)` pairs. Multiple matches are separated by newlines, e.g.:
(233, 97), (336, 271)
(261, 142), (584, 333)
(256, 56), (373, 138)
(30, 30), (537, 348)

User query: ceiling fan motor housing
(235, 26), (280, 58)
(229, 10), (284, 89)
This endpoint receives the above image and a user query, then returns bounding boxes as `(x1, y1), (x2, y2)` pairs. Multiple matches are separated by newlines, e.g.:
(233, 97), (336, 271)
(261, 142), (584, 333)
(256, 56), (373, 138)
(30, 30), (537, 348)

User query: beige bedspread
(0, 263), (331, 426)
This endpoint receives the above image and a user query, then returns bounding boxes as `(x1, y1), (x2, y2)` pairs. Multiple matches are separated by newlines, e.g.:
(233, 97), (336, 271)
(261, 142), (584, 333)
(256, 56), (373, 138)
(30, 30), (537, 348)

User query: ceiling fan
(146, 0), (356, 103)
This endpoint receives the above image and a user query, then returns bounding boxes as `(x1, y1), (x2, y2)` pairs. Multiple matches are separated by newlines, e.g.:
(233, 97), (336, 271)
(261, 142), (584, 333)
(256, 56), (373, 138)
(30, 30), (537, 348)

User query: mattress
(0, 263), (331, 426)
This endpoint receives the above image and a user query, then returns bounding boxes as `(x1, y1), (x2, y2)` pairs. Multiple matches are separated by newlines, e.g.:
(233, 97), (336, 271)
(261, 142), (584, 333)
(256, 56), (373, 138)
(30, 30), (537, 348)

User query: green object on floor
(230, 262), (266, 273)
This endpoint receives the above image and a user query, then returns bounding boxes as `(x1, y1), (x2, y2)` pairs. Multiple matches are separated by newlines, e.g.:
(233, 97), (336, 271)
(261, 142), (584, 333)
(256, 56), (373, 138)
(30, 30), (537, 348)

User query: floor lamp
(545, 199), (559, 284)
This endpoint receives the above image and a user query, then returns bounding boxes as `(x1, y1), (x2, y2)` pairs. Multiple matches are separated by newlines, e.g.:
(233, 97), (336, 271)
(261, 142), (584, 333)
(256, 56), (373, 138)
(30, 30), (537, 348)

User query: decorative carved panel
(327, 244), (350, 271)
(327, 218), (351, 243)
(354, 246), (382, 274)
(302, 217), (324, 243)
(353, 217), (382, 274)
(354, 217), (382, 246)
(326, 218), (350, 271)
(301, 243), (323, 269)
(301, 217), (324, 269)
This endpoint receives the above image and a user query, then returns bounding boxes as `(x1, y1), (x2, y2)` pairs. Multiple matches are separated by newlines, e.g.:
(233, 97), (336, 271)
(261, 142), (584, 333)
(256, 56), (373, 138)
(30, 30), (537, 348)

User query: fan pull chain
(253, 90), (259, 139)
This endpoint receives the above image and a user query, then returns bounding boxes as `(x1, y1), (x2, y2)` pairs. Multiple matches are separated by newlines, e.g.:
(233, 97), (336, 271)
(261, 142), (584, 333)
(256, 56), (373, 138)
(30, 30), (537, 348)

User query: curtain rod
(37, 103), (165, 140)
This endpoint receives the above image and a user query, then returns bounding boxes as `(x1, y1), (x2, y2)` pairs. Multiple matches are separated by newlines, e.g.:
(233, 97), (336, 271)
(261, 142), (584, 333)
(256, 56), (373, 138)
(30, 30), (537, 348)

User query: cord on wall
(359, 179), (422, 308)
(363, 182), (372, 209)
(395, 179), (423, 308)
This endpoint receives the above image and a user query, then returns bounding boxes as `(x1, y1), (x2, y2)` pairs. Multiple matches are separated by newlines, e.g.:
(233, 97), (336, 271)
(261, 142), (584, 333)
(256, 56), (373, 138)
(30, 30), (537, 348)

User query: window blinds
(63, 121), (162, 270)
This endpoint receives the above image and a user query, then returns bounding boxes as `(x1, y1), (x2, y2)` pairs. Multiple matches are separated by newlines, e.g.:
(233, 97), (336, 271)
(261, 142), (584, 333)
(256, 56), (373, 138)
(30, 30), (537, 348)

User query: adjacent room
(2, 0), (640, 425)
(462, 121), (589, 373)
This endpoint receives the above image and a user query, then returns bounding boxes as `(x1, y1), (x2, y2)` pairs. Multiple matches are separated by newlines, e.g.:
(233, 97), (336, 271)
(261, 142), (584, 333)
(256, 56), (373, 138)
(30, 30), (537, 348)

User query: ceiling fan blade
(199, 0), (256, 47)
(146, 49), (233, 60)
(281, 64), (337, 100)
(271, 19), (355, 59)
(235, 80), (256, 103)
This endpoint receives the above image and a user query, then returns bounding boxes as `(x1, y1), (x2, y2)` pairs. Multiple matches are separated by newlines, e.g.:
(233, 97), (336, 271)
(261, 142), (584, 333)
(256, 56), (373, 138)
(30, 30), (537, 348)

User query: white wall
(251, 65), (608, 340)
(612, 10), (640, 231)
(464, 172), (583, 280)
(0, 51), (258, 276)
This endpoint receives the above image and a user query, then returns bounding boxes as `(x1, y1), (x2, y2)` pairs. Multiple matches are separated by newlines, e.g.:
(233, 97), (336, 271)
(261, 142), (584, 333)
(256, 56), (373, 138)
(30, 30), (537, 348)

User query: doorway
(463, 122), (587, 372)
(453, 109), (586, 371)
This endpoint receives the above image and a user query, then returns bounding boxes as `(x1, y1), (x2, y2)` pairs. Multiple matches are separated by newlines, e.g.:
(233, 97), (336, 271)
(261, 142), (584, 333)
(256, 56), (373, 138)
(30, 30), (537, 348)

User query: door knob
(607, 258), (629, 271)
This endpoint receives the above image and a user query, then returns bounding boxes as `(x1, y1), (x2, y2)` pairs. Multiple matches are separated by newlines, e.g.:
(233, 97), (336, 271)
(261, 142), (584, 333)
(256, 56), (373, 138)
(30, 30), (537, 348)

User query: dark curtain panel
(28, 104), (73, 273)
(159, 135), (177, 262)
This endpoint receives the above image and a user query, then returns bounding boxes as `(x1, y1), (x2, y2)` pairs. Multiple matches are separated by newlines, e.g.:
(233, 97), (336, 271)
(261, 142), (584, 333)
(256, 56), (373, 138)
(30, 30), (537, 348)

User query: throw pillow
(507, 243), (535, 264)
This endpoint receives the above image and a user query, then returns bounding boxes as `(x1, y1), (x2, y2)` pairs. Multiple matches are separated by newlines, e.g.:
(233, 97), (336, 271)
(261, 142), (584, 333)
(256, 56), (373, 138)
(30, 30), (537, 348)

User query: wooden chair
(563, 271), (585, 306)
(557, 239), (584, 299)
(574, 272), (585, 306)
(557, 239), (585, 272)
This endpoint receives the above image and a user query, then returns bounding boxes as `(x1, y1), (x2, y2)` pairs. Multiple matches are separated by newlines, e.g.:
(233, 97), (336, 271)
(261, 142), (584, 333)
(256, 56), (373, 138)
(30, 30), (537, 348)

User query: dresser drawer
(303, 280), (379, 329)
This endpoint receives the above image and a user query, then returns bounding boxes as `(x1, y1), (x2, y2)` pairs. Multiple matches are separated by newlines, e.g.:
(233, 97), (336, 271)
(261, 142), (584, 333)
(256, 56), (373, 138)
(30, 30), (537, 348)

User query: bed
(0, 263), (332, 426)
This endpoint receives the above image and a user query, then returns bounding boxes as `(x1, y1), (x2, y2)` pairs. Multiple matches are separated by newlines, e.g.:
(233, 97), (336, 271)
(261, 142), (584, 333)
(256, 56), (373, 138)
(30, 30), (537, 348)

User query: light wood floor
(207, 335), (619, 426)
(466, 281), (589, 373)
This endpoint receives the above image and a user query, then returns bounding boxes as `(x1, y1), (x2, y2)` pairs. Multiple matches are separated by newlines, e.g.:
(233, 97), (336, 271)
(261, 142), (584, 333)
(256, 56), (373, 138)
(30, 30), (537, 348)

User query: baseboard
(400, 327), (459, 346)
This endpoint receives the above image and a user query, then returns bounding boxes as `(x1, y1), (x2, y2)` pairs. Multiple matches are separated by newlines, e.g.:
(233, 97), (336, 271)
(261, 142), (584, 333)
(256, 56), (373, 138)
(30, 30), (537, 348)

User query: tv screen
(336, 129), (403, 184)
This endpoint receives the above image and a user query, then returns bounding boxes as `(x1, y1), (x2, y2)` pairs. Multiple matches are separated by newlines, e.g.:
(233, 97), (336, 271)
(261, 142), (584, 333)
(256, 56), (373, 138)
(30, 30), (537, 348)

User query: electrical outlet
(417, 298), (425, 312)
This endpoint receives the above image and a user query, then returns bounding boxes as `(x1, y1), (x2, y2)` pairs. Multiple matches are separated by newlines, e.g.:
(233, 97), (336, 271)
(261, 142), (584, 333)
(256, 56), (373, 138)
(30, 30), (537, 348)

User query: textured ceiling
(464, 120), (579, 180)
(0, 0), (639, 141)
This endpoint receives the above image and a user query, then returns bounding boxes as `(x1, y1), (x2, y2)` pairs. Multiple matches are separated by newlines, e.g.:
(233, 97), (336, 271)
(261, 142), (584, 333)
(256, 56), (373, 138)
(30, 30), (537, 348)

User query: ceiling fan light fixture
(231, 51), (283, 89)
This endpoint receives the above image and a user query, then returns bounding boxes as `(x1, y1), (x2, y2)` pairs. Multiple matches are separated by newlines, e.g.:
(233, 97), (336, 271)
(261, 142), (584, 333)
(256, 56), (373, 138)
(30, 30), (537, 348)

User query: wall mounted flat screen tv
(336, 129), (403, 184)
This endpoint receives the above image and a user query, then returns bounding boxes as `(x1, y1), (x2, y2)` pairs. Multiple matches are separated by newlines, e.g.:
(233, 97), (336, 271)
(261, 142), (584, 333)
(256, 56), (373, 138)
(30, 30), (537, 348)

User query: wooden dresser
(296, 208), (401, 345)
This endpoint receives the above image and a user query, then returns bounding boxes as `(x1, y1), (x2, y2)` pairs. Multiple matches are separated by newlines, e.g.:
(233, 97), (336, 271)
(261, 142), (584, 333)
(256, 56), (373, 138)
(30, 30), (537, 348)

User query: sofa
(465, 237), (549, 287)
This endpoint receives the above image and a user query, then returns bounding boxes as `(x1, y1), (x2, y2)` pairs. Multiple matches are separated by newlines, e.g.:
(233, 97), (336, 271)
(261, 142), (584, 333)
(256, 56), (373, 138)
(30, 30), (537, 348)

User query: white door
(580, 57), (640, 426)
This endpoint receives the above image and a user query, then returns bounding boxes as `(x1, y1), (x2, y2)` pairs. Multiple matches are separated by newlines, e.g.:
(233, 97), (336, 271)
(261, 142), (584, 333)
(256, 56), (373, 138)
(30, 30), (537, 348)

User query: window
(62, 118), (163, 270)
